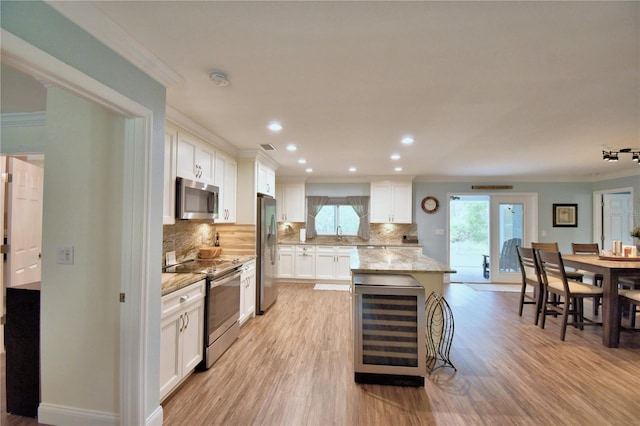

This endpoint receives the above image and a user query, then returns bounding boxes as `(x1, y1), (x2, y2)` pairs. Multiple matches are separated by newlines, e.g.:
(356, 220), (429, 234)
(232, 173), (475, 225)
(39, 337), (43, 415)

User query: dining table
(562, 254), (640, 348)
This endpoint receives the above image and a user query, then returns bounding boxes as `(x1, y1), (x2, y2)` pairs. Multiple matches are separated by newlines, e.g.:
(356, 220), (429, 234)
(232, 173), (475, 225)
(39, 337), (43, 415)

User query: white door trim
(1, 29), (158, 425)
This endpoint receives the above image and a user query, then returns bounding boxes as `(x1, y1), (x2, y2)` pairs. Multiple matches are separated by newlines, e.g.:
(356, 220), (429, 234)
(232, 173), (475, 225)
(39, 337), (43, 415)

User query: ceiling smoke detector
(209, 71), (229, 86)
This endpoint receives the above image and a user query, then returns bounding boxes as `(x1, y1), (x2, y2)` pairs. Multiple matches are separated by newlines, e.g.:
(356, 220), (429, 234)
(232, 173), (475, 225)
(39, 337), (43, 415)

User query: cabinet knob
(180, 295), (189, 303)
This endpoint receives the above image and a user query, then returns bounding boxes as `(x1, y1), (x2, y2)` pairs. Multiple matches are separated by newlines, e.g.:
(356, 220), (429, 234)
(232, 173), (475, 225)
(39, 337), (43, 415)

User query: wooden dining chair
(532, 242), (584, 282)
(571, 243), (603, 316)
(618, 289), (640, 330)
(516, 246), (543, 324)
(537, 250), (603, 341)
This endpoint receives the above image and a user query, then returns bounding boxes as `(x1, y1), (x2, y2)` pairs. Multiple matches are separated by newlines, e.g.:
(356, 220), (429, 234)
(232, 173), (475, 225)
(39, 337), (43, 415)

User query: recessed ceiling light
(401, 136), (414, 144)
(394, 167), (403, 172)
(286, 144), (297, 151)
(267, 121), (282, 132)
(390, 154), (401, 160)
(305, 168), (313, 173)
(298, 158), (307, 164)
(349, 167), (357, 172)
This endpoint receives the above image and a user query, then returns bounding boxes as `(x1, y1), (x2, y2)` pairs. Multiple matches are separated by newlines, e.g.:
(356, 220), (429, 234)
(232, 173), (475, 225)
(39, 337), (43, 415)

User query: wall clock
(421, 196), (439, 214)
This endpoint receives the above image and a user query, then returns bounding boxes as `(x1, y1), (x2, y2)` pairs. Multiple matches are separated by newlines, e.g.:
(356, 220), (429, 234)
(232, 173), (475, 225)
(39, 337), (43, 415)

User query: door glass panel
(498, 203), (523, 274)
(448, 195), (490, 282)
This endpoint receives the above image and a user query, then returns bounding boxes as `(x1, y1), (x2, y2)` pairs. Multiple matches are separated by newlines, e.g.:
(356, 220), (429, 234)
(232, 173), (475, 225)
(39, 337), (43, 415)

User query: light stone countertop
(278, 241), (422, 248)
(161, 272), (206, 296)
(350, 248), (455, 274)
(161, 255), (256, 296)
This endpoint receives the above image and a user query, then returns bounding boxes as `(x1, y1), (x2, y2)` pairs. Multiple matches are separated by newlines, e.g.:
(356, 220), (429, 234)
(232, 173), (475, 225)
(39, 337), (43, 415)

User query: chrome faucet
(336, 225), (343, 240)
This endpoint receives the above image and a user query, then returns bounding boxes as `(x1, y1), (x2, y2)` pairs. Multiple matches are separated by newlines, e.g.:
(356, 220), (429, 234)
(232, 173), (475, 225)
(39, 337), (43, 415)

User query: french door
(490, 194), (537, 283)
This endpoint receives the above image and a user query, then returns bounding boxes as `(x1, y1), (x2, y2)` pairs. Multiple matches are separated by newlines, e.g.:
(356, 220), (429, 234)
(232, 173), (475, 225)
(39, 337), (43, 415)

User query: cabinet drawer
(162, 280), (205, 319)
(295, 246), (315, 255)
(315, 246), (335, 254)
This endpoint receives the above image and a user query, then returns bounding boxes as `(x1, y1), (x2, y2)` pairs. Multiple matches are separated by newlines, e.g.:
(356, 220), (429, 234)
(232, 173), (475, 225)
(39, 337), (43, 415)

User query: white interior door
(7, 156), (44, 287)
(490, 194), (537, 283)
(596, 190), (633, 251)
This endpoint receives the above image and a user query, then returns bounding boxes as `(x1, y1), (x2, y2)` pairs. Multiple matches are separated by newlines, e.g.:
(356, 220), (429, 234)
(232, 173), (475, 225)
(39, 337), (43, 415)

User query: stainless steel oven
(164, 258), (242, 370)
(204, 267), (241, 369)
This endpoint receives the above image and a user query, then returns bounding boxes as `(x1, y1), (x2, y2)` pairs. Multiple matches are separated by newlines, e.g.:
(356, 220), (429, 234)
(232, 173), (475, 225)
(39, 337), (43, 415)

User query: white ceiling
(40, 2), (640, 180)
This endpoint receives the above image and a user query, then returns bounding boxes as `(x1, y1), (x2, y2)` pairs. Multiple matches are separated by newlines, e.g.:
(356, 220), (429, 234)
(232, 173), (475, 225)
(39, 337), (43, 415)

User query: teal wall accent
(414, 178), (638, 263)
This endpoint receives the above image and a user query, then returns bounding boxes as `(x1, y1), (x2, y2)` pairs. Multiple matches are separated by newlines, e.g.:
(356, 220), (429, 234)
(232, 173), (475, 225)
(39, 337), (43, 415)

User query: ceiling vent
(260, 144), (276, 151)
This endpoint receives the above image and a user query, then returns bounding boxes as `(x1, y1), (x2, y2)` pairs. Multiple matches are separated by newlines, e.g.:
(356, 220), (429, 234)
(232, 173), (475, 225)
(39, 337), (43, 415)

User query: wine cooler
(352, 274), (426, 386)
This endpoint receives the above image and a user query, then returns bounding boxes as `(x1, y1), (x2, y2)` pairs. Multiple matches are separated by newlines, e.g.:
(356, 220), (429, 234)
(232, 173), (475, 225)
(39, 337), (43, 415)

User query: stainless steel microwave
(176, 177), (219, 220)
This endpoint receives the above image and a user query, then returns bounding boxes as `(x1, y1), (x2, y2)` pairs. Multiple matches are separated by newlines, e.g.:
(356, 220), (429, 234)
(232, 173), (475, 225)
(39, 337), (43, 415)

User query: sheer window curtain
(306, 196), (329, 239)
(347, 196), (370, 240)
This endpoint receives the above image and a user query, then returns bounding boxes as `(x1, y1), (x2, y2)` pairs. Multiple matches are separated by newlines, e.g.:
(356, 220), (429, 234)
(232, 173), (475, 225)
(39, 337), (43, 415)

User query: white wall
(40, 88), (124, 416)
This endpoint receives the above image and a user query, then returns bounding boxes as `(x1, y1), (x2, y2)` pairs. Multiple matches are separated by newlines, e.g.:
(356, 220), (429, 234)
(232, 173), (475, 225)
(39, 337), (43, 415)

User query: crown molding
(236, 150), (279, 170)
(1, 111), (46, 128)
(413, 169), (640, 183)
(165, 105), (238, 157)
(46, 1), (183, 88)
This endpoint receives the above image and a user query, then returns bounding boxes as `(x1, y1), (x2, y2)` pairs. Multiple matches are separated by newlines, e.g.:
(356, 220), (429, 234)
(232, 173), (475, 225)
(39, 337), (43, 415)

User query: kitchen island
(350, 247), (455, 296)
(350, 247), (455, 386)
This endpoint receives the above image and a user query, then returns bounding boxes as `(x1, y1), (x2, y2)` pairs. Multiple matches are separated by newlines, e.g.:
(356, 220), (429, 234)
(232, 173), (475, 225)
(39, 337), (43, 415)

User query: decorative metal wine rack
(425, 292), (456, 372)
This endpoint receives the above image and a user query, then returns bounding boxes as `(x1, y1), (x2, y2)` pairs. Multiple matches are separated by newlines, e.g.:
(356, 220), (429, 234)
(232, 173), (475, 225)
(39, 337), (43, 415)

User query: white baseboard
(146, 405), (163, 426)
(39, 403), (118, 426)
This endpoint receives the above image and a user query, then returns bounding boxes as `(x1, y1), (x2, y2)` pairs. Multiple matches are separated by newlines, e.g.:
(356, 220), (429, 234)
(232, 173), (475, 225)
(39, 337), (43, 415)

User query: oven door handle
(210, 269), (242, 288)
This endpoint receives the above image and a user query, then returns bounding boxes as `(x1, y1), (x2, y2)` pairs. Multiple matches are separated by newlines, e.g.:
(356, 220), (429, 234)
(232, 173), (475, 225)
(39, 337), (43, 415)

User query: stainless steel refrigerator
(256, 194), (278, 314)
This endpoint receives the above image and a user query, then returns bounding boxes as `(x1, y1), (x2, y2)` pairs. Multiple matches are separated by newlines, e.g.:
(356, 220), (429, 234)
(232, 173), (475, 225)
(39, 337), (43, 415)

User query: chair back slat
(532, 242), (559, 252)
(537, 250), (569, 294)
(516, 246), (540, 281)
(571, 243), (599, 255)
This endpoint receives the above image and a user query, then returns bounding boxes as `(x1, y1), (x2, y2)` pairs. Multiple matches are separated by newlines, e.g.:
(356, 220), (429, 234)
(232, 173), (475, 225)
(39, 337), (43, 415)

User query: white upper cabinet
(257, 162), (275, 197)
(163, 123), (177, 225)
(176, 132), (215, 185)
(275, 182), (305, 222)
(214, 152), (237, 223)
(370, 181), (413, 223)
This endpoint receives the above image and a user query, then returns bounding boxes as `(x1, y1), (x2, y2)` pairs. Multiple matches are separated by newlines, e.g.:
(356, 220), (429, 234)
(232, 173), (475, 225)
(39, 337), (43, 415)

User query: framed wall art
(552, 203), (578, 227)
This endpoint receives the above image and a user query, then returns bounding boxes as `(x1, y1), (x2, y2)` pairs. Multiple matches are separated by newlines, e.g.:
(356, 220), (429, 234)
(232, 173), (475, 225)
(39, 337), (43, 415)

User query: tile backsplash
(163, 220), (216, 264)
(163, 221), (256, 265)
(163, 220), (417, 266)
(278, 222), (418, 246)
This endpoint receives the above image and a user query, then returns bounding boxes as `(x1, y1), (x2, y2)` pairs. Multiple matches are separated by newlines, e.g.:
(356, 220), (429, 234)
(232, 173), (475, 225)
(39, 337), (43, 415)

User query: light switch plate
(57, 246), (74, 265)
(166, 251), (176, 266)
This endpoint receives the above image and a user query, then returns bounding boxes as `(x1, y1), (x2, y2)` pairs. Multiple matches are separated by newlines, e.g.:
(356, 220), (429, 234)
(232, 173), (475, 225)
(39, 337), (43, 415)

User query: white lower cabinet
(315, 246), (355, 280)
(278, 245), (295, 278)
(240, 259), (256, 324)
(160, 280), (205, 401)
(295, 245), (315, 279)
(277, 244), (355, 281)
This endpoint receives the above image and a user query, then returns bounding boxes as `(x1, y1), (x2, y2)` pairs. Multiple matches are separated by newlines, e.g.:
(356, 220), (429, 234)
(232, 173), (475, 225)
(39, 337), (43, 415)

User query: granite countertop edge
(161, 255), (256, 296)
(350, 248), (455, 274)
(278, 241), (423, 247)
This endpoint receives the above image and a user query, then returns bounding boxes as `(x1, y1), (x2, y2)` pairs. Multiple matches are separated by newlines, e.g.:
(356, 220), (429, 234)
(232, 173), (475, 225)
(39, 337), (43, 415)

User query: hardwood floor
(162, 283), (640, 425)
(3, 282), (640, 425)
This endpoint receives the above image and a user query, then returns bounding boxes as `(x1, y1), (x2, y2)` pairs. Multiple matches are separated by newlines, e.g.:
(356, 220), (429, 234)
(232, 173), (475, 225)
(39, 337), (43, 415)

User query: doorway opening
(449, 193), (537, 283)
